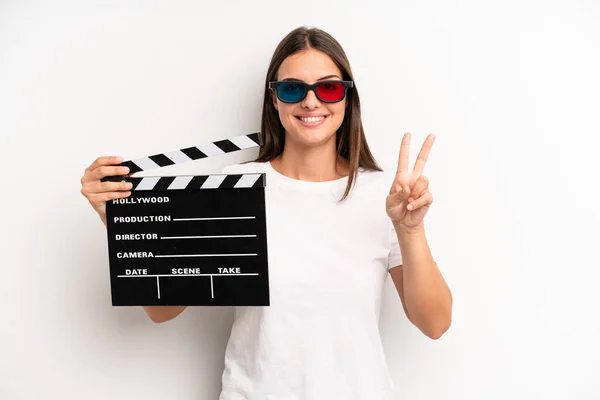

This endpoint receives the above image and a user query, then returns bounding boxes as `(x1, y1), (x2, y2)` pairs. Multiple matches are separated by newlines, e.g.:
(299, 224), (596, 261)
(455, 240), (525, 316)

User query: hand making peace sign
(386, 132), (436, 234)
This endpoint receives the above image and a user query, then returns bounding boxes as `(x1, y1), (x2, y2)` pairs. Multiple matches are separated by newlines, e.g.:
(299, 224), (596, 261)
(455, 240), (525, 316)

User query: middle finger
(412, 134), (435, 176)
(87, 180), (133, 194)
(90, 165), (130, 181)
(409, 175), (429, 201)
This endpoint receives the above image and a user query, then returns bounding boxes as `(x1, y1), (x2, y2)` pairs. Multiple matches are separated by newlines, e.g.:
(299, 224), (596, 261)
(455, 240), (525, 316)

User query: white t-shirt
(218, 160), (403, 400)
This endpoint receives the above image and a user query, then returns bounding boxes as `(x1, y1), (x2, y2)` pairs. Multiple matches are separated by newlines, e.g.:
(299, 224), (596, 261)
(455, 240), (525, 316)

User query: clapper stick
(101, 132), (263, 183)
(103, 132), (270, 307)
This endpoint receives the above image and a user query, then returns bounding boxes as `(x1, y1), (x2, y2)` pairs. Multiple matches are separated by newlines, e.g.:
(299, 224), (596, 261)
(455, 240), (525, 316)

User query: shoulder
(354, 167), (393, 192)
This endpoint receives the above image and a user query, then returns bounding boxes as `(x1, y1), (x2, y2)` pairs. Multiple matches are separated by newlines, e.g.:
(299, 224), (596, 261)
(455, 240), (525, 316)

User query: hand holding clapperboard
(86, 132), (269, 306)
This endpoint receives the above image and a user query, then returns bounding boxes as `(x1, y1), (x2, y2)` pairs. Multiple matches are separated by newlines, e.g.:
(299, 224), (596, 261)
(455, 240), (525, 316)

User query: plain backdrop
(1, 1), (599, 399)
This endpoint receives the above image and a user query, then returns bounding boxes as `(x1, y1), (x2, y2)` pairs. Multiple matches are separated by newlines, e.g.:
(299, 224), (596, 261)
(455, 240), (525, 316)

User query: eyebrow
(281, 74), (341, 82)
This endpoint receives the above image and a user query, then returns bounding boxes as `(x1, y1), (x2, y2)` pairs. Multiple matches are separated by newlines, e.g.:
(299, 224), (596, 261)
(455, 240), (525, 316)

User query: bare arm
(390, 222), (452, 339)
(142, 305), (188, 323)
(385, 133), (451, 339)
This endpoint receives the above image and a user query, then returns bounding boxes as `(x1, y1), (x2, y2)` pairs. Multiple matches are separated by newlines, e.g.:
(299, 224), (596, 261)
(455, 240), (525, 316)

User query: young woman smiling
(80, 26), (452, 400)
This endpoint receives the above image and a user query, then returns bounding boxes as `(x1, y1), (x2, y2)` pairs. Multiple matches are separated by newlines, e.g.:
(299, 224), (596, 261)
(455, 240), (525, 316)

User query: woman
(80, 26), (452, 399)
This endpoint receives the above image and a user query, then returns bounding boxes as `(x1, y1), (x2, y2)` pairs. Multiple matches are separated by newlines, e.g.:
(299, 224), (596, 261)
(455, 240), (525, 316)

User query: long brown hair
(252, 26), (382, 202)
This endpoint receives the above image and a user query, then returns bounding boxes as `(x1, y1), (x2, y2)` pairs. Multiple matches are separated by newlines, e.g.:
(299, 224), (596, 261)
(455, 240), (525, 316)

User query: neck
(271, 134), (349, 182)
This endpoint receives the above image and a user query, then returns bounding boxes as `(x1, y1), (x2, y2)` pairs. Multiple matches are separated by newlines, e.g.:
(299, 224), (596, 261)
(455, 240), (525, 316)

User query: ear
(270, 88), (278, 111)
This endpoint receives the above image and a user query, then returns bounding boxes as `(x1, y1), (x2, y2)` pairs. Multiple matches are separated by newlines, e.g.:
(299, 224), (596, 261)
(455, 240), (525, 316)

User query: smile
(295, 115), (329, 127)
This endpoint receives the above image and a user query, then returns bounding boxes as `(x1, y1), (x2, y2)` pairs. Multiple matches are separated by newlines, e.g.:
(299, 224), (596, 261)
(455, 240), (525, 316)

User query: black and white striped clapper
(102, 132), (269, 307)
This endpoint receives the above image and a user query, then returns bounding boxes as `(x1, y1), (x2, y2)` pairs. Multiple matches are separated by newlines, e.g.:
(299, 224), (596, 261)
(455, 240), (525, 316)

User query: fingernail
(407, 204), (413, 210)
(126, 182), (133, 188)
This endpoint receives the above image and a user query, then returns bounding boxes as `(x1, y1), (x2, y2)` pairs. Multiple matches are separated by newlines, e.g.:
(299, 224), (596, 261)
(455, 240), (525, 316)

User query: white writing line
(120, 272), (260, 299)
(160, 234), (257, 239)
(132, 274), (260, 300)
(155, 253), (257, 258)
(172, 216), (256, 221)
(117, 273), (259, 278)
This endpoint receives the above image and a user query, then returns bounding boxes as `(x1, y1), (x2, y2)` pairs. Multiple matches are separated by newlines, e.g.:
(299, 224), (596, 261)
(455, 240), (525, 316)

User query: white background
(1, 1), (599, 399)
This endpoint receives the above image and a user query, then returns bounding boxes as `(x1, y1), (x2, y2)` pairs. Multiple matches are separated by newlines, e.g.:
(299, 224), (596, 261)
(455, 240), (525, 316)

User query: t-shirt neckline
(265, 160), (350, 194)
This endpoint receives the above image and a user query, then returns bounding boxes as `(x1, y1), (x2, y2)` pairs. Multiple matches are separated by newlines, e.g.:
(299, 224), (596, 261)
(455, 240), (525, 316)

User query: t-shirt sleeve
(387, 221), (403, 270)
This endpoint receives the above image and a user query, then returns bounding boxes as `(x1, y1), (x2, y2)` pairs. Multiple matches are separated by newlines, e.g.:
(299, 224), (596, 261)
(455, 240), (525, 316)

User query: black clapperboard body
(102, 132), (269, 306)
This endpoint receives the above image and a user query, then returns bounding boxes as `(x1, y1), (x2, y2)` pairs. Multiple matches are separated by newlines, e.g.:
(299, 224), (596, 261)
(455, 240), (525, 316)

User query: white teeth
(299, 116), (326, 123)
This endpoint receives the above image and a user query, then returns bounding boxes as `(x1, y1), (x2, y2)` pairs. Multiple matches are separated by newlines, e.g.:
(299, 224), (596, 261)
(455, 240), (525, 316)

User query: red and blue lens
(269, 80), (353, 103)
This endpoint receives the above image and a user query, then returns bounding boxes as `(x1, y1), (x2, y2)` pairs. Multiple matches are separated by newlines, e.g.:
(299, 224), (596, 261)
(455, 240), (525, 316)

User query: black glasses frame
(268, 80), (354, 103)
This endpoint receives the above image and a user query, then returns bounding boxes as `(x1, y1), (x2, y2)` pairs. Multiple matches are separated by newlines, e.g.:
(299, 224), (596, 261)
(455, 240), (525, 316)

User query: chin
(293, 129), (336, 147)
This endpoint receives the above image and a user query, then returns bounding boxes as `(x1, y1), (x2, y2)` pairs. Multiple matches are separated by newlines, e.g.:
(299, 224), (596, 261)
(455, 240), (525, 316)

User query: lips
(295, 115), (328, 127)
(296, 115), (326, 123)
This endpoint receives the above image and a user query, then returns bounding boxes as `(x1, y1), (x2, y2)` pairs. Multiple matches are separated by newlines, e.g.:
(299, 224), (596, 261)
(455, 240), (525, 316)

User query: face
(272, 48), (347, 148)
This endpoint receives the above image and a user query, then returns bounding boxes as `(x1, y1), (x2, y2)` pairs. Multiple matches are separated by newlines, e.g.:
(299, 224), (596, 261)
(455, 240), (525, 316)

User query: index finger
(395, 132), (411, 178)
(87, 156), (123, 172)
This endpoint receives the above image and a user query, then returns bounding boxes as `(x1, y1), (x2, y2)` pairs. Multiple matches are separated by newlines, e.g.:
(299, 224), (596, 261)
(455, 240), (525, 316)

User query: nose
(301, 88), (321, 109)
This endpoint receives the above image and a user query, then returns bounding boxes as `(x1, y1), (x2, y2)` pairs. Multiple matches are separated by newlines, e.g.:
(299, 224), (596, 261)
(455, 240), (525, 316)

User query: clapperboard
(101, 132), (269, 307)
